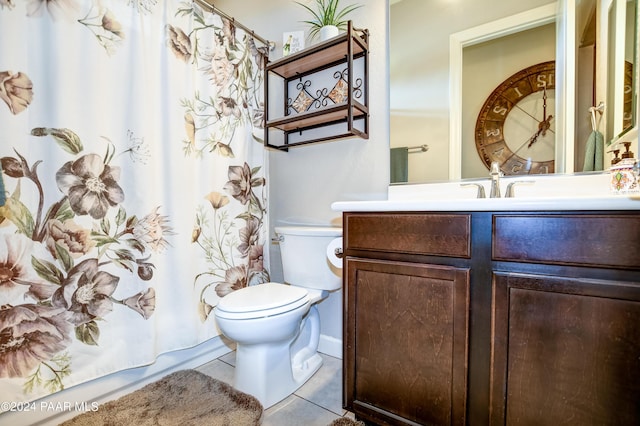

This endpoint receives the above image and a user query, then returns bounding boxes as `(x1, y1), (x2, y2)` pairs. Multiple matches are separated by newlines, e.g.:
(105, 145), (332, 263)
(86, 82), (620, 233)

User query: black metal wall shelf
(264, 21), (369, 151)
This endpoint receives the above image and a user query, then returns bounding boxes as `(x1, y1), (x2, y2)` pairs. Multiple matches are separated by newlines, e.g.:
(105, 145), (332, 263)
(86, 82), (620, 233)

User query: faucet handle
(490, 161), (503, 176)
(505, 180), (535, 198)
(461, 183), (486, 199)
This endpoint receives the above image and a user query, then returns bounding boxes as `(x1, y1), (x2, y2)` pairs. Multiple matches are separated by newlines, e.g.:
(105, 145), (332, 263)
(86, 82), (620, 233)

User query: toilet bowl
(213, 226), (342, 408)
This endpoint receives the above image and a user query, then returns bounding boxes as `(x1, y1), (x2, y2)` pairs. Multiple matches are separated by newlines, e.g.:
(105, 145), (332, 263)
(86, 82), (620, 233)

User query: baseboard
(318, 334), (342, 359)
(2, 336), (234, 426)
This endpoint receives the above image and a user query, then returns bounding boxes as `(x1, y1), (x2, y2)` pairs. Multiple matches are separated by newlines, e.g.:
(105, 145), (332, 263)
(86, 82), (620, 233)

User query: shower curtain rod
(193, 0), (273, 49)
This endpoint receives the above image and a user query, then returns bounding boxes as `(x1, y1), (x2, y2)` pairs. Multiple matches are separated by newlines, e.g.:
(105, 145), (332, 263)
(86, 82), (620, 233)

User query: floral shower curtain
(0, 0), (269, 406)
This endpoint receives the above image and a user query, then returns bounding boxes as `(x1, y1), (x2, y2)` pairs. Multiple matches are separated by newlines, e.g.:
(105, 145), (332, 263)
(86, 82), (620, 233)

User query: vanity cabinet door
(344, 258), (470, 426)
(490, 272), (640, 425)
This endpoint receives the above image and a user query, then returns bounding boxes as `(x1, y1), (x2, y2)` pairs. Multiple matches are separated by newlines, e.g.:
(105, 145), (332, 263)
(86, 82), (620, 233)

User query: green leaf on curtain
(49, 198), (75, 223)
(31, 256), (64, 286)
(54, 242), (74, 273)
(75, 321), (100, 346)
(92, 234), (119, 247)
(3, 196), (35, 237)
(115, 206), (127, 226)
(30, 127), (84, 155)
(112, 249), (136, 272)
(125, 238), (145, 254)
(100, 216), (111, 235)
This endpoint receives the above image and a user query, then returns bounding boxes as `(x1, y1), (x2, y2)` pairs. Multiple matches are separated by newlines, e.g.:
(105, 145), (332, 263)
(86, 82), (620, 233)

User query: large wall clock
(474, 61), (555, 175)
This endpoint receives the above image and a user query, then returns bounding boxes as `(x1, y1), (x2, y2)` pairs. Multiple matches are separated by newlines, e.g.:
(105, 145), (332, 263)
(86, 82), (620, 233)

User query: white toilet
(213, 225), (342, 408)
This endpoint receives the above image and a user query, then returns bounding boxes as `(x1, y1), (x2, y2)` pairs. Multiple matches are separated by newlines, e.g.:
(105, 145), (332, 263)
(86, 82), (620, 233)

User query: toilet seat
(215, 282), (309, 320)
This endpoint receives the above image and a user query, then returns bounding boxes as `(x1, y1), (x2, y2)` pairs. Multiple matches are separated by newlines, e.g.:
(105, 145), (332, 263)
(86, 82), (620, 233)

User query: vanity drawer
(493, 214), (640, 269)
(344, 212), (471, 258)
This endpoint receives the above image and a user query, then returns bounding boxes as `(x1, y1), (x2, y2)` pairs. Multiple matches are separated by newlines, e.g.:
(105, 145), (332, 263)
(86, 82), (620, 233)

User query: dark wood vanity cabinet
(342, 211), (640, 426)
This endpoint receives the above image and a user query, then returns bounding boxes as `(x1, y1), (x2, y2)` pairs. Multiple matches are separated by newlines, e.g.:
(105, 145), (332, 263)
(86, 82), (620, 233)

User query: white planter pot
(319, 25), (339, 41)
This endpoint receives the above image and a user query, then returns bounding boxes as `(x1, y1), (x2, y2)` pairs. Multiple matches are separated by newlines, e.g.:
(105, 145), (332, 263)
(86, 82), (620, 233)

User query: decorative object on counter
(610, 148), (622, 165)
(610, 158), (639, 194)
(283, 31), (304, 56)
(294, 0), (362, 41)
(620, 141), (635, 159)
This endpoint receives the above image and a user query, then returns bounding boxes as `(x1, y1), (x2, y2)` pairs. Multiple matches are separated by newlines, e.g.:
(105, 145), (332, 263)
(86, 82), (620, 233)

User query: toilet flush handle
(271, 235), (284, 243)
(334, 247), (343, 258)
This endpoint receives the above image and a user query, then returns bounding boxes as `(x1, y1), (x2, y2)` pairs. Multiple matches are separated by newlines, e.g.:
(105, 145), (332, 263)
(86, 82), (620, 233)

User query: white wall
(214, 0), (390, 354)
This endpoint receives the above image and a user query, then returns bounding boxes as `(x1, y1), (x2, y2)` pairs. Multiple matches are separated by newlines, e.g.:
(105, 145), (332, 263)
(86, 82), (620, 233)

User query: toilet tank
(275, 226), (342, 291)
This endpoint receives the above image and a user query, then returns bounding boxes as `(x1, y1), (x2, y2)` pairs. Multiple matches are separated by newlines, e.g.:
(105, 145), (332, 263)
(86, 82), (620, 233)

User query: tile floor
(196, 348), (357, 426)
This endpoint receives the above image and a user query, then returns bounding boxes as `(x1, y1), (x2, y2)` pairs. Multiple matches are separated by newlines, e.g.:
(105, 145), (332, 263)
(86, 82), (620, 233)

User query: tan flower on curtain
(167, 24), (192, 62)
(78, 6), (125, 54)
(0, 71), (33, 115)
(44, 219), (96, 259)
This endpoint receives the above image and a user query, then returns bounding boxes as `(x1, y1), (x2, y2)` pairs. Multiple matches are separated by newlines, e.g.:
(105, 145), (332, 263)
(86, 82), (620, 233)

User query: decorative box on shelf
(264, 21), (369, 151)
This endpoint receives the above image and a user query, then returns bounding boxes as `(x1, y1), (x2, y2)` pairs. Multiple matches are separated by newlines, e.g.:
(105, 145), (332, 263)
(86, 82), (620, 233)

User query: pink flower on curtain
(122, 288), (156, 319)
(78, 6), (125, 54)
(215, 265), (247, 297)
(56, 153), (125, 220)
(224, 163), (254, 205)
(237, 216), (260, 257)
(132, 207), (174, 253)
(0, 71), (33, 115)
(0, 304), (72, 379)
(102, 9), (124, 39)
(248, 245), (265, 278)
(205, 45), (236, 92)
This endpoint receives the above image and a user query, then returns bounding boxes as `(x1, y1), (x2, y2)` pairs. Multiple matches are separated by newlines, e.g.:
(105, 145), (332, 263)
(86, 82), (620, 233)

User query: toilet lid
(215, 282), (309, 319)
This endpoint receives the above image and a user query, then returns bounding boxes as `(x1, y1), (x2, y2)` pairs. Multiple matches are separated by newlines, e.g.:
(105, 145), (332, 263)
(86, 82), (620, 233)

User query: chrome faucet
(489, 161), (502, 198)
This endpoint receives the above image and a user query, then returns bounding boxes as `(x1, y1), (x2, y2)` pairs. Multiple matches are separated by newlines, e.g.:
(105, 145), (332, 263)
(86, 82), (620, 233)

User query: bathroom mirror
(390, 0), (639, 184)
(603, 0), (638, 144)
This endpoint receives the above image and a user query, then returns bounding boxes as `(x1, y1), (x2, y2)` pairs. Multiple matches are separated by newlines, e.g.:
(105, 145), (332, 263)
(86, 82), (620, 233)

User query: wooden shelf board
(266, 101), (368, 132)
(267, 32), (367, 79)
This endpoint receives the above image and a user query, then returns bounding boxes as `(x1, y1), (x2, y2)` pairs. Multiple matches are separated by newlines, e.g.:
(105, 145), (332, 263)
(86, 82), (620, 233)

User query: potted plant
(294, 0), (362, 41)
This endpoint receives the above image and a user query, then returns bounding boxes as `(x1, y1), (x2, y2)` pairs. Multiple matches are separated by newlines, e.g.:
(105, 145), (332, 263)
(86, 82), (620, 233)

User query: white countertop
(332, 194), (640, 212)
(333, 173), (640, 212)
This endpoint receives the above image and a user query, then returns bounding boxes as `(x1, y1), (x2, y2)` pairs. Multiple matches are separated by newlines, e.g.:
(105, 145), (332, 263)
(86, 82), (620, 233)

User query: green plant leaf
(295, 0), (362, 38)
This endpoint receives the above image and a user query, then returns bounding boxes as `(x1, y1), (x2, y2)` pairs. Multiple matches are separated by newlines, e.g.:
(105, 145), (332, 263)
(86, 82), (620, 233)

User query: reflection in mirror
(390, 0), (639, 184)
(604, 0), (637, 143)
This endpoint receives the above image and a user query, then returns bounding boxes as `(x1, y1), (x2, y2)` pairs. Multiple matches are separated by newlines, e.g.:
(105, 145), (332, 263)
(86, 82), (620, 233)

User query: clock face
(475, 61), (556, 175)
